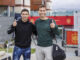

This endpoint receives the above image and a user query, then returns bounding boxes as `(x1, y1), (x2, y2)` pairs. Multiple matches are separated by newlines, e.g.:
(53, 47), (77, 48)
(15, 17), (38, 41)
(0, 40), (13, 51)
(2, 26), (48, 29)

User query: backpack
(52, 44), (66, 60)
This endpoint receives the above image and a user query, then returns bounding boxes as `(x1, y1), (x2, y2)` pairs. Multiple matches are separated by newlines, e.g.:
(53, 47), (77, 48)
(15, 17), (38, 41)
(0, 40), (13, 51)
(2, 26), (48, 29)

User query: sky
(52, 0), (80, 10)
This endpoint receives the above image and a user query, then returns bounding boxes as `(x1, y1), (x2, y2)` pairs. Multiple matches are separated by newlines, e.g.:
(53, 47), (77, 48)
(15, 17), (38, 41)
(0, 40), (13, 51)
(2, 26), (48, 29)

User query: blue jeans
(13, 46), (31, 60)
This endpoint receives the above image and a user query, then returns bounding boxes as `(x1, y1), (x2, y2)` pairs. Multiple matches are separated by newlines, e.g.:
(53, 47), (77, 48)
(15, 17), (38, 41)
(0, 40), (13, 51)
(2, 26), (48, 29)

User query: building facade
(0, 0), (30, 16)
(15, 0), (30, 13)
(0, 0), (15, 16)
(30, 0), (53, 11)
(0, 0), (53, 15)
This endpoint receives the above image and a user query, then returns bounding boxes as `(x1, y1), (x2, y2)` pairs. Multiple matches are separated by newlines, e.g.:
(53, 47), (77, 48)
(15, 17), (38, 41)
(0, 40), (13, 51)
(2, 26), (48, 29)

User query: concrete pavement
(31, 39), (80, 60)
(1, 39), (80, 60)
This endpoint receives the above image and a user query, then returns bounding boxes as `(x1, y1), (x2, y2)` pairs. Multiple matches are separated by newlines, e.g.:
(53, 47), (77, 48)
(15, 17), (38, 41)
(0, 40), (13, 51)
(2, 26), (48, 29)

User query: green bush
(0, 48), (36, 54)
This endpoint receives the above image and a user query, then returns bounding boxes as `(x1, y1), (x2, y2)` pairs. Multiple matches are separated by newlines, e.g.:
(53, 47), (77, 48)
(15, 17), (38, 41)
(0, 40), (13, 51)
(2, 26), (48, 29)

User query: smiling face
(38, 6), (47, 18)
(21, 9), (29, 22)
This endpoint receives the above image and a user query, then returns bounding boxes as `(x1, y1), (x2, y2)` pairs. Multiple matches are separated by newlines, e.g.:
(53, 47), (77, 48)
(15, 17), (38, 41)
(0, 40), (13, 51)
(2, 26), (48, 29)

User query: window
(10, 7), (14, 17)
(0, 6), (8, 16)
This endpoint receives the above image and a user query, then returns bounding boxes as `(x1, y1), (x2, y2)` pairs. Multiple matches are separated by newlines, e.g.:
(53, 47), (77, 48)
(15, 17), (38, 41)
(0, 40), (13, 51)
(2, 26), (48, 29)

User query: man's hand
(50, 20), (55, 28)
(13, 20), (17, 27)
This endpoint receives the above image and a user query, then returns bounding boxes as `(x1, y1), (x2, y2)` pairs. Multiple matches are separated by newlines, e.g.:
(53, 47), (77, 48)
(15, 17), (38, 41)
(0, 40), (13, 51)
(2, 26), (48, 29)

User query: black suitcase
(52, 44), (66, 60)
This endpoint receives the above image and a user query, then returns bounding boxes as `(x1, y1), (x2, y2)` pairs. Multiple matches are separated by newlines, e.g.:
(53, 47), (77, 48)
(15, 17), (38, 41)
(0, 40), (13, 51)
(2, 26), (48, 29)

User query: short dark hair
(38, 5), (46, 10)
(21, 9), (29, 14)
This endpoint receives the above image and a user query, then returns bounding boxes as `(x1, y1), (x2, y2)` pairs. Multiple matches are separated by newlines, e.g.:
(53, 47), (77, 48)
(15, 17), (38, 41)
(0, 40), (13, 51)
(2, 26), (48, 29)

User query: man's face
(38, 7), (46, 18)
(21, 11), (29, 21)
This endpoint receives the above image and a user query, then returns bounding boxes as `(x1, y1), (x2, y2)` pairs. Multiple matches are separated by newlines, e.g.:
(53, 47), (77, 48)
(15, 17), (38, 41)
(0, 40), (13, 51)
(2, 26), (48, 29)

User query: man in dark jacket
(7, 9), (37, 60)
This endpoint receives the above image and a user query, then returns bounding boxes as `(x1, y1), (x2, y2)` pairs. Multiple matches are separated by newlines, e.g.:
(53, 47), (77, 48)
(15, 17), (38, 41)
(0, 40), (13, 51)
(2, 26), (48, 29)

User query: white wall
(15, 7), (23, 13)
(15, 7), (30, 13)
(15, 0), (30, 13)
(15, 0), (23, 4)
(24, 0), (30, 6)
(46, 2), (52, 10)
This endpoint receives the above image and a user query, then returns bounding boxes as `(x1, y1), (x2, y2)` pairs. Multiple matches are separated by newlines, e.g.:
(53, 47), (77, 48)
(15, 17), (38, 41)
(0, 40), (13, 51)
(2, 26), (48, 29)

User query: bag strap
(49, 19), (53, 25)
(49, 19), (57, 43)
